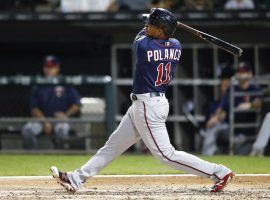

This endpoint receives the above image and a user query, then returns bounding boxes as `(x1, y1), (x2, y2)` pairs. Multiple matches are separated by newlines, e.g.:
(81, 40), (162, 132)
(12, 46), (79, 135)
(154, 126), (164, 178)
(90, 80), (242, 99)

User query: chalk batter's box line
(0, 174), (269, 179)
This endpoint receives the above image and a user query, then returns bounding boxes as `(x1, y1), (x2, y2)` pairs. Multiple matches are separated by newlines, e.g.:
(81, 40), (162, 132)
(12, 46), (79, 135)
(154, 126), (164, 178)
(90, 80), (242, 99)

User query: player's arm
(66, 104), (80, 117)
(30, 86), (45, 119)
(134, 28), (146, 41)
(206, 91), (229, 128)
(250, 86), (262, 109)
(133, 28), (147, 53)
(31, 107), (45, 119)
(206, 108), (226, 128)
(251, 98), (262, 109)
(54, 104), (80, 119)
(215, 108), (226, 122)
(237, 86), (262, 110)
(238, 98), (262, 110)
(30, 87), (53, 134)
(66, 87), (81, 117)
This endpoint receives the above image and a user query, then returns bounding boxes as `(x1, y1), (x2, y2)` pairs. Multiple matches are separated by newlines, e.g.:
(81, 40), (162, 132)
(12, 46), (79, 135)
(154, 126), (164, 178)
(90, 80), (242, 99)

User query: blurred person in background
(202, 62), (261, 155)
(184, 0), (213, 10)
(61, 0), (114, 12)
(202, 65), (234, 155)
(149, 0), (179, 10)
(224, 0), (255, 10)
(22, 55), (81, 149)
(107, 0), (151, 12)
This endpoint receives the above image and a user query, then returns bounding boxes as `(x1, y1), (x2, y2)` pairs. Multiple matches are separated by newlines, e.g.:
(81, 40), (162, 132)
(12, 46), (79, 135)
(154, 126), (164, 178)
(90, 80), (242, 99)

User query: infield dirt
(0, 175), (269, 200)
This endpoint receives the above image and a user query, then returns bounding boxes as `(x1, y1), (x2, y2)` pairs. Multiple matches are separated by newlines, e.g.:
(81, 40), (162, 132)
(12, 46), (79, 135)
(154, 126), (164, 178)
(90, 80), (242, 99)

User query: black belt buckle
(131, 94), (138, 101)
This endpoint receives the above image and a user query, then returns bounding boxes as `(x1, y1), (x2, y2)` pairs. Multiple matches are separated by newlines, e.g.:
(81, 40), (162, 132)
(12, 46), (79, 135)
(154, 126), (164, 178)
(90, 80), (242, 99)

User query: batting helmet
(142, 8), (177, 37)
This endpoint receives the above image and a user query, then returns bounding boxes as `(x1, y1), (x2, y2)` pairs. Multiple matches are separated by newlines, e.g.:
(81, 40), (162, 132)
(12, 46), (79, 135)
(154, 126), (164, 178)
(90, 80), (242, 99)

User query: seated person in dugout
(22, 55), (81, 149)
(202, 62), (262, 155)
(202, 65), (234, 154)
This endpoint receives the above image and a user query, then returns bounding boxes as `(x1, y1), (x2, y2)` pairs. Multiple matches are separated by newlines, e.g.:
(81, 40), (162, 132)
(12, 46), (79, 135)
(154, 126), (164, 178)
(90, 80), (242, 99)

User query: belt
(131, 92), (165, 101)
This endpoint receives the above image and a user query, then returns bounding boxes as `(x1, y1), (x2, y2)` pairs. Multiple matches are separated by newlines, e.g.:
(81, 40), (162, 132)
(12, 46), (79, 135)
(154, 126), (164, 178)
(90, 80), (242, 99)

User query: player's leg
(65, 107), (141, 190)
(54, 122), (70, 148)
(251, 112), (270, 156)
(202, 123), (229, 155)
(21, 122), (43, 149)
(133, 98), (232, 191)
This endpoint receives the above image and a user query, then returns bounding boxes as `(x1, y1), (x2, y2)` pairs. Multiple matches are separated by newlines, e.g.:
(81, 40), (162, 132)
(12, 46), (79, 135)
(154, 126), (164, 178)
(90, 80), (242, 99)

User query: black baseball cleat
(210, 171), (234, 192)
(50, 166), (76, 193)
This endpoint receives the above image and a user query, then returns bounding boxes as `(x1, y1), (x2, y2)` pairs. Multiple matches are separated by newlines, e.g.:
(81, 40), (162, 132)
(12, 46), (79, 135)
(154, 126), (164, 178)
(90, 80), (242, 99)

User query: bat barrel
(177, 22), (243, 57)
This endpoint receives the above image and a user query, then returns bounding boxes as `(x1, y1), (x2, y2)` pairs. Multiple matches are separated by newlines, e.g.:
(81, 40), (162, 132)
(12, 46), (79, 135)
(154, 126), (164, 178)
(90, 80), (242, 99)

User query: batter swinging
(51, 8), (234, 193)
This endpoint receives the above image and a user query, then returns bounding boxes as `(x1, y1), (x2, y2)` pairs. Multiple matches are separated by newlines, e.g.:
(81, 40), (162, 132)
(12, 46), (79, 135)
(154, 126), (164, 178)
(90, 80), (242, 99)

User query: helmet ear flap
(161, 23), (177, 38)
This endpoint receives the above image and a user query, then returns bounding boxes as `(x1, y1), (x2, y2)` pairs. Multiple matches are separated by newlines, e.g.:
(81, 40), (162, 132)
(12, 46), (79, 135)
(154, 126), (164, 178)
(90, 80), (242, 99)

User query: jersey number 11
(155, 62), (171, 86)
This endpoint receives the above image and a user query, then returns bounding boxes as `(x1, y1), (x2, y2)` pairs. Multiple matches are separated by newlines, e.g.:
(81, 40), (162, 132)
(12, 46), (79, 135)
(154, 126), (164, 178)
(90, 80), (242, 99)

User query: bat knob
(239, 49), (243, 57)
(142, 14), (150, 22)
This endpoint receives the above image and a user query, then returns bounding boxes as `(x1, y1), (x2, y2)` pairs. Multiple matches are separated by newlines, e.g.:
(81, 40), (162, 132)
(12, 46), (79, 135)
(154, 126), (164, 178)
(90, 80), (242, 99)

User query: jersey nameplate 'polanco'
(133, 29), (182, 94)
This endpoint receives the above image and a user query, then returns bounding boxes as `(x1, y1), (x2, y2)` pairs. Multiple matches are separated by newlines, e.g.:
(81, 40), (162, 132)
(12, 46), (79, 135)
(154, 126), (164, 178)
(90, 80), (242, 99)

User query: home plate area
(0, 175), (269, 200)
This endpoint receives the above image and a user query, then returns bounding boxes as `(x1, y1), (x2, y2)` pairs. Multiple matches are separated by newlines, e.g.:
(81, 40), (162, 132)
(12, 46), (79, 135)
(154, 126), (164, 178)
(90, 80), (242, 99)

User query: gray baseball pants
(67, 94), (230, 190)
(202, 123), (229, 156)
(22, 122), (70, 149)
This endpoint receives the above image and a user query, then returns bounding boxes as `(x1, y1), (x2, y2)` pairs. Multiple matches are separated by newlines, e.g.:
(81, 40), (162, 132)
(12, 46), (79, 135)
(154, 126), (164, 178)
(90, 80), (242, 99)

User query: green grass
(0, 154), (269, 176)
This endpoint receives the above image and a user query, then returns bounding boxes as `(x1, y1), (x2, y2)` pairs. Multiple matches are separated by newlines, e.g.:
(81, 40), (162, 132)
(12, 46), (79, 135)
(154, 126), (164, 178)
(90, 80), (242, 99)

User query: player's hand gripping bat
(176, 22), (243, 57)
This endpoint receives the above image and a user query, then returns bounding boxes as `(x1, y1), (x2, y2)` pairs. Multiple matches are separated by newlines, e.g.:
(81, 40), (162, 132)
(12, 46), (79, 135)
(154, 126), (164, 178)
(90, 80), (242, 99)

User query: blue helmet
(143, 8), (177, 37)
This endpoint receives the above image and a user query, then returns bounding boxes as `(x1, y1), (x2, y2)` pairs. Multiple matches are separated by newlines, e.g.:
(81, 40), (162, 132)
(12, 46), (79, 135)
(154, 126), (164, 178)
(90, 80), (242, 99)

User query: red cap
(43, 55), (59, 68)
(237, 62), (251, 73)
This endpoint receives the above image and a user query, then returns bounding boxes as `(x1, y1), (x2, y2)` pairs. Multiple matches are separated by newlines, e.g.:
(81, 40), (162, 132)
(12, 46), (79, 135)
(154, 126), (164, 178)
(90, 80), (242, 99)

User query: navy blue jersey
(219, 84), (261, 135)
(132, 28), (182, 94)
(220, 85), (261, 113)
(30, 85), (81, 117)
(205, 98), (222, 122)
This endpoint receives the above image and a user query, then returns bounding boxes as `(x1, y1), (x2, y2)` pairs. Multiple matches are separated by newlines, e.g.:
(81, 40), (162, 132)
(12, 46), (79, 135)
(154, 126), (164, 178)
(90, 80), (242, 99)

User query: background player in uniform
(22, 55), (81, 149)
(202, 66), (234, 155)
(202, 62), (262, 155)
(51, 8), (233, 193)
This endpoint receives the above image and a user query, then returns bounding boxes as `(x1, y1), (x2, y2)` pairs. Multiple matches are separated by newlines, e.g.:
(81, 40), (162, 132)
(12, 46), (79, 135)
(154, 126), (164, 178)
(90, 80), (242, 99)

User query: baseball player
(202, 62), (261, 155)
(51, 8), (233, 193)
(22, 55), (81, 149)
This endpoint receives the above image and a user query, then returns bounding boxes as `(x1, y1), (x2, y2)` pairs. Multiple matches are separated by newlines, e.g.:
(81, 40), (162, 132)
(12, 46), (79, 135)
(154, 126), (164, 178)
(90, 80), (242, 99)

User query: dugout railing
(229, 77), (270, 155)
(112, 43), (270, 152)
(0, 75), (114, 151)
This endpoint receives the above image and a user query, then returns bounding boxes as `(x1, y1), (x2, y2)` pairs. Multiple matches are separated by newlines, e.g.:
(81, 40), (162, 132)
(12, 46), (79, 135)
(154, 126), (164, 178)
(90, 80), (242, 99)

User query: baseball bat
(177, 22), (243, 57)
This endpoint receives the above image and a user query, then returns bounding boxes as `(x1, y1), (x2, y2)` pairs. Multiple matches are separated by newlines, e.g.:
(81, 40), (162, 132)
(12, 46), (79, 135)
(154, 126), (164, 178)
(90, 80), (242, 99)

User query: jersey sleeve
(219, 89), (229, 112)
(250, 85), (261, 101)
(67, 86), (81, 106)
(170, 38), (182, 50)
(133, 28), (147, 53)
(30, 86), (40, 109)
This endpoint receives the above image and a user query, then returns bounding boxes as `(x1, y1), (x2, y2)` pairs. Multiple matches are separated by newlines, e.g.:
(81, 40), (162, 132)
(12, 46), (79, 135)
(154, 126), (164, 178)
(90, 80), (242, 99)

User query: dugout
(0, 10), (270, 152)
